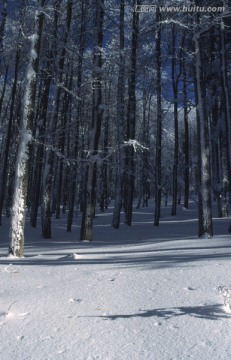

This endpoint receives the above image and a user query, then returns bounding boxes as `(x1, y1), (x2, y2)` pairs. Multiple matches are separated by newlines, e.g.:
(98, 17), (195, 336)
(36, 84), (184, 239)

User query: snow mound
(72, 253), (83, 260)
(7, 254), (24, 260)
(218, 286), (231, 313)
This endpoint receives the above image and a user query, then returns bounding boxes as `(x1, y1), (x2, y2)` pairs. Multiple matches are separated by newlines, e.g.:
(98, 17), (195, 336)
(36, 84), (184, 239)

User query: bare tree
(80, 0), (104, 241)
(154, 7), (162, 226)
(9, 4), (45, 256)
(193, 8), (213, 238)
(112, 0), (125, 229)
(124, 0), (140, 226)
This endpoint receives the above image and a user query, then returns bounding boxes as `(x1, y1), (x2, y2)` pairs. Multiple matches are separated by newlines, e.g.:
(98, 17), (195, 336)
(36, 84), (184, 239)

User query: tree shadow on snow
(93, 304), (231, 321)
(1, 245), (231, 269)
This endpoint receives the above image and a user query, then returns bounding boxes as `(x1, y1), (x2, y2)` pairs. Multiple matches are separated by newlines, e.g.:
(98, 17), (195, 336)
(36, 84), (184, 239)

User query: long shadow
(84, 304), (230, 321)
(1, 249), (231, 268)
(1, 205), (231, 268)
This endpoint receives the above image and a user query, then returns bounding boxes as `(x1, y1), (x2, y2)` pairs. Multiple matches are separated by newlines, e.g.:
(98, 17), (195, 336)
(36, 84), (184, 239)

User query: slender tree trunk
(30, 57), (52, 227)
(124, 0), (139, 225)
(66, 2), (85, 232)
(41, 0), (72, 238)
(112, 0), (125, 229)
(100, 80), (110, 212)
(80, 0), (104, 241)
(154, 8), (162, 226)
(0, 64), (8, 124)
(138, 90), (150, 208)
(193, 11), (213, 238)
(183, 56), (189, 209)
(0, 48), (20, 225)
(0, 0), (7, 51)
(171, 24), (179, 216)
(219, 17), (231, 214)
(55, 72), (72, 219)
(194, 80), (203, 236)
(41, 161), (52, 238)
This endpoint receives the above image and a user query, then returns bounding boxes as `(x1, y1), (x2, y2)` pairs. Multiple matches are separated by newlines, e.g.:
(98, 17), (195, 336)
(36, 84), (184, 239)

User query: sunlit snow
(1, 202), (231, 360)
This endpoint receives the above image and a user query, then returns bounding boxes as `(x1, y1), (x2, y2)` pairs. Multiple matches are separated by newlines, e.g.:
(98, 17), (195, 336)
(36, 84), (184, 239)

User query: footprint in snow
(68, 298), (82, 303)
(18, 312), (29, 317)
(184, 287), (196, 291)
(16, 335), (24, 341)
(72, 253), (84, 260)
(154, 321), (162, 326)
(58, 349), (66, 355)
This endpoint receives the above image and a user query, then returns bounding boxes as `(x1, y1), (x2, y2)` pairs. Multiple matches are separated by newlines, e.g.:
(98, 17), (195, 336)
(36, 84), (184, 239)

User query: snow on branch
(33, 138), (148, 167)
(123, 139), (149, 152)
(39, 10), (52, 20)
(57, 83), (82, 101)
(160, 19), (189, 29)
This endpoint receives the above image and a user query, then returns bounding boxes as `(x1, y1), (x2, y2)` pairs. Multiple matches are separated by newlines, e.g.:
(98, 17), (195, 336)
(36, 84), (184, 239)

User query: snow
(1, 202), (231, 360)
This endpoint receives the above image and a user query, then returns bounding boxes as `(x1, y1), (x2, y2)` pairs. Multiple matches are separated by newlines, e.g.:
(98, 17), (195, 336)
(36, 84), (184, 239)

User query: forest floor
(1, 200), (231, 360)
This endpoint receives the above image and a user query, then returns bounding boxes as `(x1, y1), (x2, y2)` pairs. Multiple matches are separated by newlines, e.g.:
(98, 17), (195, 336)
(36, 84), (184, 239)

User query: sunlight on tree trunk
(9, 9), (42, 256)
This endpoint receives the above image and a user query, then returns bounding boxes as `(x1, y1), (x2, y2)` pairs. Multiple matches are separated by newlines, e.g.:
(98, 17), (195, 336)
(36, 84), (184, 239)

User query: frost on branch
(123, 139), (149, 152)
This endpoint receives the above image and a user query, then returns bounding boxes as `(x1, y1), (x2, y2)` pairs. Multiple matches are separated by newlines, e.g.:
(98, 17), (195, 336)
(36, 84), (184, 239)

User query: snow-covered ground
(1, 201), (231, 360)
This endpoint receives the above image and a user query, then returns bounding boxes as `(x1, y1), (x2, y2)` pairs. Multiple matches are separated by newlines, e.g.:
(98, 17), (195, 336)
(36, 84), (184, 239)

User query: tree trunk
(0, 47), (20, 225)
(80, 0), (104, 241)
(154, 8), (162, 226)
(41, 0), (72, 238)
(0, 64), (8, 123)
(30, 57), (52, 227)
(183, 56), (189, 209)
(100, 82), (110, 212)
(219, 17), (231, 215)
(55, 72), (72, 219)
(171, 24), (179, 216)
(193, 11), (213, 238)
(9, 8), (42, 256)
(112, 0), (125, 229)
(0, 0), (7, 50)
(124, 0), (139, 226)
(66, 2), (85, 232)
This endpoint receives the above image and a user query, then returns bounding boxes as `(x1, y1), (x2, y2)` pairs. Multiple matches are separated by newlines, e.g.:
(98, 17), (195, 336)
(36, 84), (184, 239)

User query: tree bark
(0, 0), (7, 51)
(0, 47), (20, 225)
(171, 24), (179, 216)
(112, 0), (125, 229)
(30, 56), (52, 228)
(183, 56), (189, 209)
(9, 8), (43, 256)
(80, 0), (104, 241)
(219, 16), (231, 216)
(66, 1), (86, 232)
(154, 8), (162, 226)
(41, 0), (72, 238)
(193, 11), (213, 238)
(124, 0), (139, 226)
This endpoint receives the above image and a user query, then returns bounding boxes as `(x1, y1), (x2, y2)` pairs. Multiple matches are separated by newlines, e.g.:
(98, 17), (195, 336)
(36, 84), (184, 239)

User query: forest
(0, 0), (231, 257)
